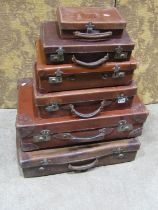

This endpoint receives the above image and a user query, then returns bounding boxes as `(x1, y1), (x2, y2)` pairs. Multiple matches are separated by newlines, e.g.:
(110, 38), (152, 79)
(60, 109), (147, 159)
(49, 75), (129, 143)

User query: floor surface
(0, 105), (158, 210)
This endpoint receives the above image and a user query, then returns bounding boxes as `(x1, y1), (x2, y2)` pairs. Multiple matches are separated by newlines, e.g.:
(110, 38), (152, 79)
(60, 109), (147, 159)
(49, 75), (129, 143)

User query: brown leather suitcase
(16, 78), (148, 152)
(33, 72), (137, 118)
(35, 39), (137, 93)
(56, 7), (126, 39)
(17, 135), (140, 178)
(40, 22), (134, 65)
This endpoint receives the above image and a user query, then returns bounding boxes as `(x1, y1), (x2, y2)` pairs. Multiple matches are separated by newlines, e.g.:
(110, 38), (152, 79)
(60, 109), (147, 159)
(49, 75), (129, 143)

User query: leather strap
(72, 54), (109, 68)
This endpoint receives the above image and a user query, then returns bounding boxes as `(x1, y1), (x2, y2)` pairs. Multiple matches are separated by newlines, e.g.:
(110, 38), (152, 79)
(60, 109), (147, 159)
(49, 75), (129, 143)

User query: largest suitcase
(40, 22), (134, 65)
(16, 78), (148, 152)
(17, 135), (140, 178)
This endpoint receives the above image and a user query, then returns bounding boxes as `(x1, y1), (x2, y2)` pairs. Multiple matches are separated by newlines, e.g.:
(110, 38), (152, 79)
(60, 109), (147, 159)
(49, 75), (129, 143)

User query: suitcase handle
(72, 54), (109, 68)
(69, 100), (112, 118)
(56, 128), (113, 142)
(73, 31), (112, 39)
(68, 159), (98, 172)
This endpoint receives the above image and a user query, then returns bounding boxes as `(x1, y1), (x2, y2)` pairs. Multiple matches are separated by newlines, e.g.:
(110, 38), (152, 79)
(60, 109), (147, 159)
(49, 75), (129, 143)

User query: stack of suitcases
(16, 6), (149, 178)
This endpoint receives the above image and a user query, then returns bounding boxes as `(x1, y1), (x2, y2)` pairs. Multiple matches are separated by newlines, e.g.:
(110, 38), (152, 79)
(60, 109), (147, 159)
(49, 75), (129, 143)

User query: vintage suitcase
(17, 135), (141, 178)
(56, 7), (126, 39)
(40, 22), (134, 65)
(35, 39), (137, 93)
(33, 73), (137, 118)
(16, 78), (148, 152)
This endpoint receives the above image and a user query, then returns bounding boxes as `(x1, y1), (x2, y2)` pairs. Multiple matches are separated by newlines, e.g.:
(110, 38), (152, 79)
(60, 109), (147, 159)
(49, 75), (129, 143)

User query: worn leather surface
(0, 0), (158, 107)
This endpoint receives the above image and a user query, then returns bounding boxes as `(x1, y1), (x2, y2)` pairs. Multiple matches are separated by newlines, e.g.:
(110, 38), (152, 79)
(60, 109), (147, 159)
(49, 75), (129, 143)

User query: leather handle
(73, 31), (112, 39)
(72, 54), (109, 68)
(69, 100), (112, 119)
(58, 128), (111, 143)
(68, 159), (98, 172)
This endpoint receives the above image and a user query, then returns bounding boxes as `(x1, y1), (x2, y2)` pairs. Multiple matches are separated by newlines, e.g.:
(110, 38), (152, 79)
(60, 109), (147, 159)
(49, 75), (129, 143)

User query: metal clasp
(33, 130), (51, 142)
(45, 103), (59, 112)
(48, 69), (63, 84)
(50, 47), (64, 63)
(117, 94), (128, 104)
(112, 65), (125, 78)
(86, 22), (95, 33)
(114, 46), (128, 60)
(117, 120), (133, 132)
(113, 147), (126, 159)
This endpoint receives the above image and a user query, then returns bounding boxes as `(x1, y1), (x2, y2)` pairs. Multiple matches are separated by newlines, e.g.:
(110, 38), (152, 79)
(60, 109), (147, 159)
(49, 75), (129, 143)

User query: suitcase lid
(33, 76), (137, 106)
(18, 136), (140, 168)
(36, 39), (137, 75)
(16, 78), (149, 137)
(56, 7), (126, 30)
(40, 22), (134, 53)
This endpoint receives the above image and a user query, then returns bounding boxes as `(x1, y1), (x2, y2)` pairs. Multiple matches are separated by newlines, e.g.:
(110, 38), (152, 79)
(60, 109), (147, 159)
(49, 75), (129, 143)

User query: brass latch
(112, 147), (126, 159)
(114, 46), (128, 60)
(117, 120), (133, 132)
(50, 47), (64, 63)
(112, 65), (125, 78)
(45, 103), (59, 112)
(117, 94), (128, 104)
(48, 69), (63, 84)
(33, 130), (51, 142)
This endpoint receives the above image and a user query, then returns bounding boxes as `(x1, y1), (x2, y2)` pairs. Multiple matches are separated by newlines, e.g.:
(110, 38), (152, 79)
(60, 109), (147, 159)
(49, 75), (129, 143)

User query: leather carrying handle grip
(69, 100), (112, 118)
(73, 31), (112, 39)
(58, 128), (111, 143)
(68, 159), (98, 171)
(72, 53), (109, 68)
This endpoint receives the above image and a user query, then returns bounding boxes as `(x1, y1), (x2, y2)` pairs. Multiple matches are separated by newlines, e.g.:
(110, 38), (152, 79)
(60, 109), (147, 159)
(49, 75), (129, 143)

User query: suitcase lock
(117, 94), (128, 104)
(114, 46), (128, 60)
(50, 47), (64, 63)
(112, 65), (125, 78)
(117, 120), (133, 132)
(33, 130), (51, 142)
(112, 147), (126, 159)
(48, 69), (63, 84)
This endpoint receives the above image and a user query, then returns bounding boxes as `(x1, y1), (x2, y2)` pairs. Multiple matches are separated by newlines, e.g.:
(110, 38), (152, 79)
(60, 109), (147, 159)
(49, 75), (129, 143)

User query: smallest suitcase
(57, 7), (126, 40)
(17, 135), (140, 178)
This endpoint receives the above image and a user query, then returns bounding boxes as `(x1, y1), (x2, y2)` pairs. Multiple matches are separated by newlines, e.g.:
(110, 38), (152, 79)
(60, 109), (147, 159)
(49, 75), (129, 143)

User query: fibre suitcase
(35, 40), (137, 93)
(16, 78), (148, 152)
(17, 135), (140, 178)
(40, 22), (134, 65)
(33, 73), (137, 119)
(56, 7), (126, 40)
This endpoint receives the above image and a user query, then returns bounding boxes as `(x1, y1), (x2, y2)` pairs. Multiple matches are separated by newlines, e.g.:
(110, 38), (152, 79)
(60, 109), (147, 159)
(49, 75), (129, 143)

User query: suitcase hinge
(86, 22), (95, 33)
(45, 103), (59, 112)
(114, 46), (128, 60)
(117, 120), (133, 132)
(112, 65), (125, 78)
(117, 94), (128, 104)
(33, 130), (51, 142)
(50, 47), (64, 63)
(112, 147), (126, 159)
(48, 69), (63, 84)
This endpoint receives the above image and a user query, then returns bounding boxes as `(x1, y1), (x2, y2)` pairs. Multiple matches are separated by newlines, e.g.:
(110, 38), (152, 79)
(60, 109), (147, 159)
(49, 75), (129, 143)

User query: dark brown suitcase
(56, 7), (126, 39)
(16, 78), (148, 152)
(17, 135), (140, 178)
(40, 22), (134, 65)
(33, 72), (137, 118)
(35, 39), (137, 93)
